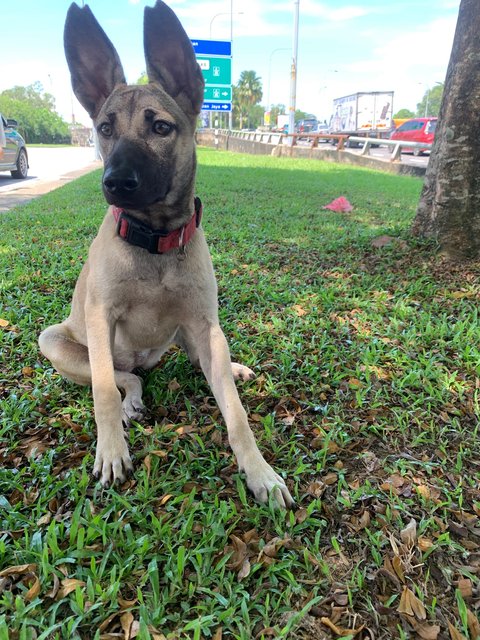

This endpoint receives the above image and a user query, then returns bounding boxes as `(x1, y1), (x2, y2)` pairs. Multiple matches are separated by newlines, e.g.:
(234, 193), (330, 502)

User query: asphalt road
(0, 146), (101, 212)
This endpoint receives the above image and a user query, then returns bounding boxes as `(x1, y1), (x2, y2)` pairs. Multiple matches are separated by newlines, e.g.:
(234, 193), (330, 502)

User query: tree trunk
(411, 0), (480, 259)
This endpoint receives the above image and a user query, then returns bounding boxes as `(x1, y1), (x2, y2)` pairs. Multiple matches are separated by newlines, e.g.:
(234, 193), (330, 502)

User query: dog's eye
(153, 120), (173, 136)
(99, 123), (113, 137)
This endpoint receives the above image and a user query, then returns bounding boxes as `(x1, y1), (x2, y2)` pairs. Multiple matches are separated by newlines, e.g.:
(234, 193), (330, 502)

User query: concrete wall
(196, 131), (426, 177)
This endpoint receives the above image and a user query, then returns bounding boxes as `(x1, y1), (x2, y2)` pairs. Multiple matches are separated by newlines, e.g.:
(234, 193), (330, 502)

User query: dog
(39, 0), (293, 508)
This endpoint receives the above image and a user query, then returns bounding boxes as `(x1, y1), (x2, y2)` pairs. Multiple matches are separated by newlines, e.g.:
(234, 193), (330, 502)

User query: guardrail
(212, 129), (431, 163)
(348, 136), (432, 162)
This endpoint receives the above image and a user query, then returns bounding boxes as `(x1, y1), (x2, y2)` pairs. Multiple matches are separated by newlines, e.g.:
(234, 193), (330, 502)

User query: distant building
(69, 123), (92, 146)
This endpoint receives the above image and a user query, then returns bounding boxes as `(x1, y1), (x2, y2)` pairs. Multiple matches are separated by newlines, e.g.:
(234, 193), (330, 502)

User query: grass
(1, 147), (480, 639)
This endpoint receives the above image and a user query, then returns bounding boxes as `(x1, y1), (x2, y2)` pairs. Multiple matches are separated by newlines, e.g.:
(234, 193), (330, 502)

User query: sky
(0, 0), (461, 125)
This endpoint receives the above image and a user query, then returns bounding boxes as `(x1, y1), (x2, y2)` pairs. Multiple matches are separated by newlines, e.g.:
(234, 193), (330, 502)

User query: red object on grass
(323, 196), (353, 212)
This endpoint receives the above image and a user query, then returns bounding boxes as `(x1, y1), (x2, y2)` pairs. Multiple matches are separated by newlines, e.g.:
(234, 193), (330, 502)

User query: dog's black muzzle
(102, 139), (172, 208)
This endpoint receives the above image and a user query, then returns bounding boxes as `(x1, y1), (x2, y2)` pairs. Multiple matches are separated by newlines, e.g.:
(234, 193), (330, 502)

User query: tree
(136, 72), (149, 85)
(412, 0), (480, 259)
(0, 83), (70, 144)
(393, 108), (415, 119)
(416, 83), (444, 118)
(234, 71), (262, 129)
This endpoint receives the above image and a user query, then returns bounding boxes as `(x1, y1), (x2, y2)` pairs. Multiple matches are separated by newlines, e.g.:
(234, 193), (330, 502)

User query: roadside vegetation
(1, 148), (479, 639)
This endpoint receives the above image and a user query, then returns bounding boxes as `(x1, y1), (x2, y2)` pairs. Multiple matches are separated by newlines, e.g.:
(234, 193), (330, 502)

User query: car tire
(11, 148), (28, 179)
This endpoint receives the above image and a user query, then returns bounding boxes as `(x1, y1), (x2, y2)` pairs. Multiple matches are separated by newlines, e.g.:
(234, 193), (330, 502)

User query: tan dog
(39, 0), (293, 508)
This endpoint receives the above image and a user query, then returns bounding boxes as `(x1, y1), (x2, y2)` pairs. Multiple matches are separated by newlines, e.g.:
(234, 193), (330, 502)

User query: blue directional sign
(192, 39), (232, 113)
(202, 102), (232, 112)
(191, 39), (231, 56)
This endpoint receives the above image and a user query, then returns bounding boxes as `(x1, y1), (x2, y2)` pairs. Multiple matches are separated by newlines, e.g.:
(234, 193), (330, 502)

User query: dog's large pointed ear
(144, 1), (205, 116)
(64, 3), (126, 118)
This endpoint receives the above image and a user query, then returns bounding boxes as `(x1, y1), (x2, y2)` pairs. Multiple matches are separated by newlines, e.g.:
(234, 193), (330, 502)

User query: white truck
(0, 113), (29, 178)
(329, 91), (394, 144)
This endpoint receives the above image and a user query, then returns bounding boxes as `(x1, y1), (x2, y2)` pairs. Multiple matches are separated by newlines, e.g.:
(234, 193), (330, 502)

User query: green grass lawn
(1, 147), (479, 639)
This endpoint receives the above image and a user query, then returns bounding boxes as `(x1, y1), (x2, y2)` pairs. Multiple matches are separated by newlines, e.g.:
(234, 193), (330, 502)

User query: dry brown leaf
(24, 575), (41, 601)
(143, 455), (151, 479)
(168, 378), (181, 391)
(150, 450), (168, 458)
(400, 518), (417, 547)
(22, 366), (35, 377)
(418, 536), (434, 552)
(411, 620), (441, 640)
(416, 484), (431, 500)
(321, 616), (365, 636)
(56, 578), (86, 600)
(392, 555), (405, 583)
(98, 612), (121, 633)
(213, 628), (222, 640)
(120, 612), (134, 640)
(447, 621), (468, 640)
(0, 563), (37, 577)
(0, 318), (9, 327)
(294, 507), (308, 524)
(323, 472), (338, 485)
(45, 573), (60, 599)
(467, 608), (480, 638)
(397, 586), (426, 620)
(292, 304), (307, 317)
(457, 577), (473, 599)
(118, 595), (138, 609)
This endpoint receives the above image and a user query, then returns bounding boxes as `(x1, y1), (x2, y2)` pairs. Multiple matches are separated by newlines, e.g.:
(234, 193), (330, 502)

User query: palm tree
(235, 70), (263, 129)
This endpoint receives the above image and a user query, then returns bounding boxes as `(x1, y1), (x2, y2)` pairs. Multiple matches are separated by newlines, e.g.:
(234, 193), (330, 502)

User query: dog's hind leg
(39, 324), (145, 423)
(177, 330), (255, 382)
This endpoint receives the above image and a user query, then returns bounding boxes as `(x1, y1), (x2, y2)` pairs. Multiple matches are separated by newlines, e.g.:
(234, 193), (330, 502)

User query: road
(0, 146), (101, 212)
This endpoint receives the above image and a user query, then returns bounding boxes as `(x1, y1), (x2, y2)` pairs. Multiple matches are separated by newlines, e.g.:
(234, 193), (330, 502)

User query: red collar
(111, 197), (202, 254)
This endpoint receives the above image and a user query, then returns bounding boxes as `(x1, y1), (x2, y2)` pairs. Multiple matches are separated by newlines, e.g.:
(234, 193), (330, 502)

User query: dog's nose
(103, 168), (140, 195)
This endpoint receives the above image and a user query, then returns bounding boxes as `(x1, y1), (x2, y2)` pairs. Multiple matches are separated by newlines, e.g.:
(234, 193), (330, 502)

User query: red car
(390, 117), (437, 156)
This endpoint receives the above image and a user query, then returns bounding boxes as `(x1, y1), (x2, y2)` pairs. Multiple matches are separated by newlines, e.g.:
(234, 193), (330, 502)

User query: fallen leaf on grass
(447, 621), (468, 640)
(320, 616), (364, 636)
(56, 578), (86, 600)
(24, 575), (41, 601)
(0, 318), (9, 327)
(0, 564), (37, 577)
(467, 608), (480, 638)
(120, 612), (135, 639)
(22, 366), (35, 377)
(400, 518), (417, 547)
(292, 304), (307, 317)
(410, 620), (441, 640)
(227, 535), (251, 580)
(397, 586), (426, 620)
(168, 378), (181, 391)
(457, 577), (472, 599)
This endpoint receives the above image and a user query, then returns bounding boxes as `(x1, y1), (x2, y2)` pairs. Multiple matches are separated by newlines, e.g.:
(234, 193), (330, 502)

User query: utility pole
(288, 0), (299, 139)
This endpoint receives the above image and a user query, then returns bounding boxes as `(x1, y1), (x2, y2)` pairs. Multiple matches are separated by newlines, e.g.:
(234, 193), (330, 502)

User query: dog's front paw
(93, 435), (133, 487)
(244, 461), (294, 509)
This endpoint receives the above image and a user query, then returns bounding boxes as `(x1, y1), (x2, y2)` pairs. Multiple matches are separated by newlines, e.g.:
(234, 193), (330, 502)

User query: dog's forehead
(99, 84), (185, 122)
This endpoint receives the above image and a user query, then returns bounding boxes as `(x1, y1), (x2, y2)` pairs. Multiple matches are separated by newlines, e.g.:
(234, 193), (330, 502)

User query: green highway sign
(204, 86), (232, 101)
(197, 56), (231, 86)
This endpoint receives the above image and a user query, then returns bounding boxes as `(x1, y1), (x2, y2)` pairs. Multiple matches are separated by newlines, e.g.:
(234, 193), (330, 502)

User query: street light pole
(266, 48), (291, 113)
(288, 0), (299, 138)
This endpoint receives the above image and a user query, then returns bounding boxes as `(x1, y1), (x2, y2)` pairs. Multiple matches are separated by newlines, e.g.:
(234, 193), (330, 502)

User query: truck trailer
(329, 91), (394, 143)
